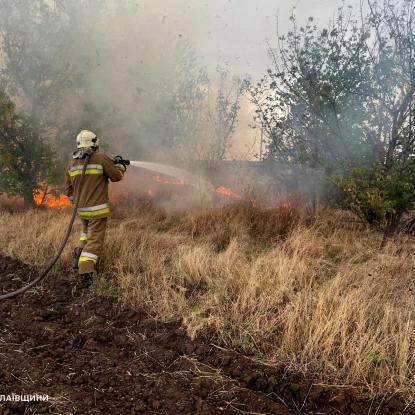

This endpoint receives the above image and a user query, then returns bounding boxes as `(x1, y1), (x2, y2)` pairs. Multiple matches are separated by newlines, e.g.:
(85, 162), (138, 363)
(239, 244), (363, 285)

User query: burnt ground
(0, 255), (413, 415)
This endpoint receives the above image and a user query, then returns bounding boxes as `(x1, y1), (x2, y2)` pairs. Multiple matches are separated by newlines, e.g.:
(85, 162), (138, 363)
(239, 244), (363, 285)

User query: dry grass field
(1, 200), (415, 402)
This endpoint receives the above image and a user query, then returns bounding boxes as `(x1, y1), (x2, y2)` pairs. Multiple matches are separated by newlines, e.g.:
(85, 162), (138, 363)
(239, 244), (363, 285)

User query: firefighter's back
(67, 152), (124, 219)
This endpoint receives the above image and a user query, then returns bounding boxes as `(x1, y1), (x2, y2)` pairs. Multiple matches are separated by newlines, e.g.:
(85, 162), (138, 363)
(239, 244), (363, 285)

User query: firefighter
(65, 130), (126, 288)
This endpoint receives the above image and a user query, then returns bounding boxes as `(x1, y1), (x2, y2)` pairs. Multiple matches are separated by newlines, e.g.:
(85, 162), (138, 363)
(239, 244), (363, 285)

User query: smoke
(1, 0), (373, 209)
(59, 0), (365, 208)
(81, 1), (202, 111)
(62, 0), (354, 160)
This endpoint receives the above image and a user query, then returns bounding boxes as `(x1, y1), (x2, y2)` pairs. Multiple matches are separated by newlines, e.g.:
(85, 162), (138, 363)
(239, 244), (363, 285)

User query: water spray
(129, 161), (213, 197)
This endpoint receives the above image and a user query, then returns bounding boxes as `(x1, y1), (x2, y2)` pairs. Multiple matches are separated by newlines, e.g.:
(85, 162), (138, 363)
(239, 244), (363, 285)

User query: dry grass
(1, 201), (415, 399)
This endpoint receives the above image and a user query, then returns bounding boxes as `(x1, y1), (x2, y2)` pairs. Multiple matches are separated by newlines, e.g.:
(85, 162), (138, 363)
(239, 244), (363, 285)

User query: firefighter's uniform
(65, 135), (124, 284)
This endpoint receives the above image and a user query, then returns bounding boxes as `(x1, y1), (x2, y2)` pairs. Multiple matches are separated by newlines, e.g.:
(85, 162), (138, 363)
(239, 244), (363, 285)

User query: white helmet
(76, 130), (99, 149)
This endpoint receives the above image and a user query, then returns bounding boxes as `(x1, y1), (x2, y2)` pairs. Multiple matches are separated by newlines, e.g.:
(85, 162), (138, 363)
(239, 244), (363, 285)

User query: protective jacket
(65, 152), (124, 219)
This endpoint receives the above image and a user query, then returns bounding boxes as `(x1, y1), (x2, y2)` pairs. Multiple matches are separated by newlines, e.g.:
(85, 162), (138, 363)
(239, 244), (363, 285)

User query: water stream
(129, 161), (214, 200)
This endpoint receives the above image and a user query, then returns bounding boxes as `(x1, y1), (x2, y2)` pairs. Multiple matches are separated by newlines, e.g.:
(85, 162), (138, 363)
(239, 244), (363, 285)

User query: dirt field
(0, 255), (412, 415)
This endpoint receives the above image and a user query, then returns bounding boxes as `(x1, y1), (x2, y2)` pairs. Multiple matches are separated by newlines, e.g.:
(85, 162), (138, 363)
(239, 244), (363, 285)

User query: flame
(282, 200), (293, 209)
(215, 186), (292, 210)
(34, 192), (71, 207)
(149, 176), (293, 211)
(215, 186), (243, 199)
(215, 185), (257, 206)
(152, 175), (189, 185)
(263, 200), (293, 210)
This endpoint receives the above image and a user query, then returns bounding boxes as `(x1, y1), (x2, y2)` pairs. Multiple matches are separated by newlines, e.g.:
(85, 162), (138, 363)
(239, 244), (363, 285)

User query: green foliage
(0, 91), (55, 205)
(251, 1), (415, 228)
(333, 155), (415, 225)
(365, 349), (392, 366)
(333, 165), (396, 224)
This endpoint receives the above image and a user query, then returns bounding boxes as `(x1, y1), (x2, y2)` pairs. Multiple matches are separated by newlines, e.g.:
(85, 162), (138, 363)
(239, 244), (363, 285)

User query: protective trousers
(76, 217), (108, 274)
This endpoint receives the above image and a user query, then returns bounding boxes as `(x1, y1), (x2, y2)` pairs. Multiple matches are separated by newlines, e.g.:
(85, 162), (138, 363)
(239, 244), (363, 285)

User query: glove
(116, 163), (126, 173)
(68, 196), (74, 204)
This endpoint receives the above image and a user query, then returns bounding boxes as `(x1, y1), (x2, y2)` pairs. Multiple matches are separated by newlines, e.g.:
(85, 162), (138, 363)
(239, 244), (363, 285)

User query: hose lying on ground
(0, 154), (90, 300)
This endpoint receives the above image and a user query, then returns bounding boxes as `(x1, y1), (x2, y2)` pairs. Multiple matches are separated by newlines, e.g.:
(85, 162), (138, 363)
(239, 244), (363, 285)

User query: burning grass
(1, 201), (415, 401)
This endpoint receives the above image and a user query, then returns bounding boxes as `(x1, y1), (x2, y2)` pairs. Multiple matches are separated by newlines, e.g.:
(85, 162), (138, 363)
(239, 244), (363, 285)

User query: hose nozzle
(113, 155), (130, 165)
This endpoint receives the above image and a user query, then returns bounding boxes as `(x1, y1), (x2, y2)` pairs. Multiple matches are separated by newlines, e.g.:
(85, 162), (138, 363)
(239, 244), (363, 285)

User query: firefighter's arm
(65, 165), (74, 203)
(102, 155), (124, 182)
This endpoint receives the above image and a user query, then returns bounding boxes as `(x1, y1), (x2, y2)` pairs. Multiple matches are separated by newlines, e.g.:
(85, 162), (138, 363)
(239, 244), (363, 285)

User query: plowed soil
(0, 255), (412, 415)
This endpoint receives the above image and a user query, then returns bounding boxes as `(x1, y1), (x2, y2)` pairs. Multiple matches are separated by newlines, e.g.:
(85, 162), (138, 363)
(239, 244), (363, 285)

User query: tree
(0, 0), (104, 207)
(202, 67), (246, 172)
(146, 39), (209, 167)
(250, 0), (415, 235)
(144, 39), (246, 172)
(0, 91), (54, 207)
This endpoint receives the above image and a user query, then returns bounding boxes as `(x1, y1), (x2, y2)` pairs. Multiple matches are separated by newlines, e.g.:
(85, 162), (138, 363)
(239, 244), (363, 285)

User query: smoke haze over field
(1, 0), (394, 210)
(71, 0), (366, 159)
(2, 0), (414, 226)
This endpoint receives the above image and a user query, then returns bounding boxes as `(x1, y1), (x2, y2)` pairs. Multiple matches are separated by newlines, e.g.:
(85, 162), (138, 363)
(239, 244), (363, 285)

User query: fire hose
(0, 154), (91, 300)
(0, 154), (131, 300)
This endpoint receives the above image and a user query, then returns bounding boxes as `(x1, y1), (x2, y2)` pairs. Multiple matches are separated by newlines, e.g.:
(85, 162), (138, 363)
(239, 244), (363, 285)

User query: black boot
(72, 247), (82, 270)
(80, 272), (93, 288)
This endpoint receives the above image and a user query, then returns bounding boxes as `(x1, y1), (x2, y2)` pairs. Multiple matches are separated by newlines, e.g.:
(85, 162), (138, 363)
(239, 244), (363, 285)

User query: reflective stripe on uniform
(68, 195), (73, 201)
(79, 251), (98, 263)
(79, 257), (97, 264)
(69, 164), (103, 177)
(77, 203), (110, 217)
(80, 232), (87, 241)
(70, 164), (103, 172)
(78, 203), (109, 212)
(78, 208), (110, 217)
